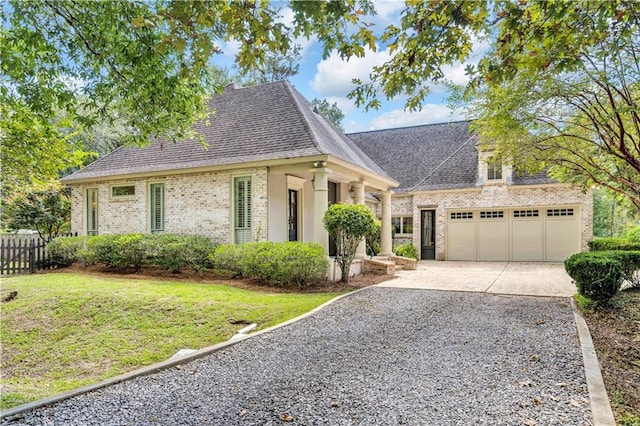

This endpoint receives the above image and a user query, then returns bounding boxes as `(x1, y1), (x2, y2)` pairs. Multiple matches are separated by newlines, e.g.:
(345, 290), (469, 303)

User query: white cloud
(310, 47), (391, 98)
(352, 104), (464, 132)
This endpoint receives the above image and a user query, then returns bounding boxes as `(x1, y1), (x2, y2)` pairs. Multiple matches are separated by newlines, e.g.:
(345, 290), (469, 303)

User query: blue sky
(212, 1), (487, 134)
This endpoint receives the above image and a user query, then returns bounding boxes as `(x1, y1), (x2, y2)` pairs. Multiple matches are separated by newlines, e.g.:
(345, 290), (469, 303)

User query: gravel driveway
(3, 288), (592, 425)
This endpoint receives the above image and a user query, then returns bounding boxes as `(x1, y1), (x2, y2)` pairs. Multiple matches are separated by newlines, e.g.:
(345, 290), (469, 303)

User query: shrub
(46, 236), (87, 267)
(150, 234), (217, 272)
(210, 242), (328, 287)
(270, 242), (328, 287)
(87, 234), (146, 271)
(210, 244), (245, 277)
(589, 238), (640, 251)
(565, 252), (623, 301)
(241, 242), (278, 282)
(625, 226), (640, 243)
(609, 250), (640, 289)
(393, 243), (417, 260)
(323, 203), (380, 283)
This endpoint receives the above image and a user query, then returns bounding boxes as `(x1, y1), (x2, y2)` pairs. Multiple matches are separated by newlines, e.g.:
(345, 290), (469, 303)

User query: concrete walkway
(378, 261), (576, 297)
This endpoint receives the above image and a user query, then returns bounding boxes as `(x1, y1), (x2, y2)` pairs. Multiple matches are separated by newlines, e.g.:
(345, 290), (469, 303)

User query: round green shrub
(565, 252), (623, 301)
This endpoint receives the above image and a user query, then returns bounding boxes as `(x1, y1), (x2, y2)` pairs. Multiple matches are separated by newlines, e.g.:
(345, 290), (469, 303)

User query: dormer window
(487, 157), (503, 181)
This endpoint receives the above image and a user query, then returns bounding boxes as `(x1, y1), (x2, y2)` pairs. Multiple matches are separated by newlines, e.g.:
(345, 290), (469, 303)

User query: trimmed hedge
(46, 236), (88, 267)
(146, 234), (216, 272)
(46, 234), (327, 288)
(47, 233), (217, 272)
(588, 237), (640, 252)
(211, 242), (328, 288)
(393, 243), (417, 260)
(565, 252), (624, 301)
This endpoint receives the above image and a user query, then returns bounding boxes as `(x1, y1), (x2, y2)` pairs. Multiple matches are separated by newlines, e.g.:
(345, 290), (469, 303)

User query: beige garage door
(446, 206), (580, 261)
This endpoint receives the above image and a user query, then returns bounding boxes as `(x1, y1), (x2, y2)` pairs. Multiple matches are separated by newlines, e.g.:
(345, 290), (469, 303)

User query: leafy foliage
(146, 234), (217, 273)
(2, 181), (71, 242)
(593, 188), (640, 238)
(589, 239), (640, 252)
(211, 242), (328, 288)
(565, 252), (623, 302)
(393, 243), (417, 260)
(311, 98), (345, 130)
(323, 203), (380, 283)
(463, 3), (640, 210)
(2, 1), (374, 187)
(45, 236), (88, 267)
(86, 234), (147, 272)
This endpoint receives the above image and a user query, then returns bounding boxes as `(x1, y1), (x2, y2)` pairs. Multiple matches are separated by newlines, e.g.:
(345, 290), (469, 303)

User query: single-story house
(62, 80), (592, 266)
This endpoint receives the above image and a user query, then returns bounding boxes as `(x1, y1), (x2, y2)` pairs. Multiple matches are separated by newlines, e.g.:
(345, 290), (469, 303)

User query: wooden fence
(0, 233), (77, 275)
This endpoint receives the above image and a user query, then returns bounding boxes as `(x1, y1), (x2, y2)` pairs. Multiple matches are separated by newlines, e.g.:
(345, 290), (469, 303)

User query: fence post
(29, 240), (36, 274)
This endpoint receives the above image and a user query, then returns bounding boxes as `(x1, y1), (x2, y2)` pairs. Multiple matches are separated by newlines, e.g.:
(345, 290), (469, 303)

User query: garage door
(446, 206), (580, 261)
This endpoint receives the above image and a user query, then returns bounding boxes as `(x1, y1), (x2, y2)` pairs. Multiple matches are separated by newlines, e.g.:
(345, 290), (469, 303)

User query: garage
(446, 206), (581, 262)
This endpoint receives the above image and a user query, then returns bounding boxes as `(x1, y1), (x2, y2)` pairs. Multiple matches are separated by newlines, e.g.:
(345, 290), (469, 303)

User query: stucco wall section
(69, 167), (269, 243)
(389, 184), (592, 260)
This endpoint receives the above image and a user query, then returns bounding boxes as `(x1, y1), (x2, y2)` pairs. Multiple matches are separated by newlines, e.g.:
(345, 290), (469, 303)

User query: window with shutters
(86, 188), (98, 236)
(234, 176), (252, 244)
(150, 183), (164, 233)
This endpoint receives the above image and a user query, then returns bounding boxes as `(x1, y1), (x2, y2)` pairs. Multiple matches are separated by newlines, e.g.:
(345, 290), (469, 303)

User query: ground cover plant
(579, 289), (640, 425)
(0, 273), (342, 409)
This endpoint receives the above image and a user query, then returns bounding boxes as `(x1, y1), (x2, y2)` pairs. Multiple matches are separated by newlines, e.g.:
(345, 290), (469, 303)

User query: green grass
(0, 273), (343, 409)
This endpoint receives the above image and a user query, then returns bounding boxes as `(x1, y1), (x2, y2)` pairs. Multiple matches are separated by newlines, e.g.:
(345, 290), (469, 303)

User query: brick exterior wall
(390, 184), (593, 260)
(69, 167), (269, 243)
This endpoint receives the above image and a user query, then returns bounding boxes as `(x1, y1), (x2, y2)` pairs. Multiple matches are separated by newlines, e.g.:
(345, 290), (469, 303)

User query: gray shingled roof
(349, 121), (479, 193)
(349, 121), (555, 192)
(62, 81), (390, 182)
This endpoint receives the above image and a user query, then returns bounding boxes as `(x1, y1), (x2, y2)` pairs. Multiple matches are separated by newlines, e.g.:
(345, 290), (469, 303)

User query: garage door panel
(545, 215), (580, 261)
(477, 219), (507, 261)
(447, 220), (476, 261)
(512, 218), (544, 261)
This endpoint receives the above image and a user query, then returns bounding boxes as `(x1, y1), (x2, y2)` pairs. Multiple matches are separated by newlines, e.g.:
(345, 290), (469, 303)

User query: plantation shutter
(234, 176), (252, 244)
(86, 188), (98, 236)
(150, 183), (164, 233)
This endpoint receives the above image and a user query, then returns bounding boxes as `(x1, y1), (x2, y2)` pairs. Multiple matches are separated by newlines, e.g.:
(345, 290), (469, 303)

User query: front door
(421, 210), (436, 260)
(288, 189), (298, 241)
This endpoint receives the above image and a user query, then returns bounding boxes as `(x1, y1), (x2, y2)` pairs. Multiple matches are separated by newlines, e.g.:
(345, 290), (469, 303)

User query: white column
(312, 167), (330, 252)
(351, 181), (367, 258)
(380, 190), (393, 256)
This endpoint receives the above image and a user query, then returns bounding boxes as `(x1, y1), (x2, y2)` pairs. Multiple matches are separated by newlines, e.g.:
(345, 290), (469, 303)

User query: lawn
(0, 273), (343, 409)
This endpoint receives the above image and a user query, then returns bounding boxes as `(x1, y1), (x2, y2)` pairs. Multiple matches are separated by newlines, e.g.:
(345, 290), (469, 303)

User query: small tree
(2, 182), (71, 243)
(323, 203), (380, 283)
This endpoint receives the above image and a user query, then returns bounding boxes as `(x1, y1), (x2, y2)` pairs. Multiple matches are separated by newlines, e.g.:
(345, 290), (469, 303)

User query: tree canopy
(3, 0), (639, 209)
(1, 0), (374, 187)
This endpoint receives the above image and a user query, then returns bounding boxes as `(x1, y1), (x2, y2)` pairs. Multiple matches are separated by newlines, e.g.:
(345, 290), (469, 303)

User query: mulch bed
(41, 264), (398, 294)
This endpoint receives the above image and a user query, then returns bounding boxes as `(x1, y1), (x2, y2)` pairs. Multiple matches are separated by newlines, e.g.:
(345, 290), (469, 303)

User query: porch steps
(362, 255), (417, 275)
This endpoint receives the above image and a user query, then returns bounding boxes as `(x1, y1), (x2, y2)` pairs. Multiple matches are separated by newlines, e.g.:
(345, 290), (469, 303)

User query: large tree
(1, 0), (375, 186)
(347, 1), (640, 210)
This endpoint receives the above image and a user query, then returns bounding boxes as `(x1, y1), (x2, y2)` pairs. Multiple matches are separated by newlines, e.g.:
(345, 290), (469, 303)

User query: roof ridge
(282, 81), (323, 153)
(409, 134), (477, 192)
(347, 120), (473, 136)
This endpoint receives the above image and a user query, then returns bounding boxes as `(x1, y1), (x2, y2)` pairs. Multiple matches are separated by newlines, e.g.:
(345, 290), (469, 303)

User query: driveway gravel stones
(3, 288), (592, 425)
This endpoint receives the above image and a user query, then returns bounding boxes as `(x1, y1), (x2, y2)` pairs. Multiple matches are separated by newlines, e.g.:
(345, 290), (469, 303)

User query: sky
(213, 1), (488, 134)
